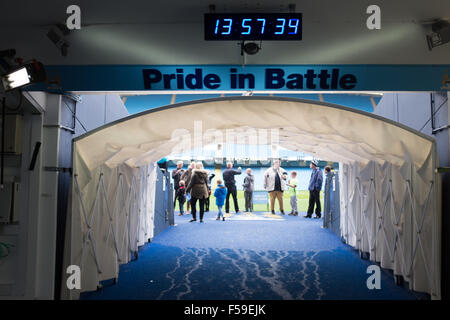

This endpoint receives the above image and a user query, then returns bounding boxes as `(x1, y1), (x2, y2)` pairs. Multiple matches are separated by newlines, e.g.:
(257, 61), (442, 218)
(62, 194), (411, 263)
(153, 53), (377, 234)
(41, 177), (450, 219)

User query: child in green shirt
(287, 171), (299, 216)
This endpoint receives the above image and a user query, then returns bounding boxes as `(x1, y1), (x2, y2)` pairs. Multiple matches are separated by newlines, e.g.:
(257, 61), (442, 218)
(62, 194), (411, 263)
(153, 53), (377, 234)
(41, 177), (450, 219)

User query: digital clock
(204, 13), (302, 41)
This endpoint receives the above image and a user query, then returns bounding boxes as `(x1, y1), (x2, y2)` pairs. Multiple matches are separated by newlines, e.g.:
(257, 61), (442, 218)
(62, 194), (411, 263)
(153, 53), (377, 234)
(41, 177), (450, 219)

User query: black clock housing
(204, 13), (303, 41)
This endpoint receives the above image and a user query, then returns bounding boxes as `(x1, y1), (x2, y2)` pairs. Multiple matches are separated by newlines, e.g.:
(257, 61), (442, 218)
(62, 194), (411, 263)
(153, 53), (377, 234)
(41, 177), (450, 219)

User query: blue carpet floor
(80, 212), (429, 300)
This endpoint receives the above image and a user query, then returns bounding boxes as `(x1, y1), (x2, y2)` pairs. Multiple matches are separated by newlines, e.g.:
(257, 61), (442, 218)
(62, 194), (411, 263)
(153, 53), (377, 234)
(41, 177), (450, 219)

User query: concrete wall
(374, 91), (450, 299)
(375, 92), (449, 165)
(74, 94), (129, 137)
(0, 96), (44, 298)
(0, 92), (128, 299)
(0, 0), (449, 65)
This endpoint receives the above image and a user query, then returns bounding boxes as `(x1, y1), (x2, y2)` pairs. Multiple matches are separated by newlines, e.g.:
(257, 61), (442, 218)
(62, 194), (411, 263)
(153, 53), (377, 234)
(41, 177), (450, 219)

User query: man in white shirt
(264, 159), (287, 215)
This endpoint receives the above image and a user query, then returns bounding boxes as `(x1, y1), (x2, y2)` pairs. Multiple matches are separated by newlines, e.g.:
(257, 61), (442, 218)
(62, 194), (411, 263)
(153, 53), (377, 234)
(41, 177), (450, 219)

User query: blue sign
(27, 65), (450, 92)
(142, 68), (356, 90)
(252, 191), (269, 204)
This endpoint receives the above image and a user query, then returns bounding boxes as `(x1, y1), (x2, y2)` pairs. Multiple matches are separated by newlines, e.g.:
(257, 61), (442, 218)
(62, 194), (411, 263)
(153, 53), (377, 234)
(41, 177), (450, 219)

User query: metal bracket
(432, 124), (450, 134)
(436, 167), (450, 173)
(43, 124), (75, 133)
(44, 166), (72, 174)
(62, 92), (82, 103)
(288, 3), (296, 13)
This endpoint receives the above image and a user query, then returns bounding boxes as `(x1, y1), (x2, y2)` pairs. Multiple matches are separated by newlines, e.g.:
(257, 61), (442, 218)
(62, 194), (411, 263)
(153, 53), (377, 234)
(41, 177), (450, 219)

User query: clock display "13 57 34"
(204, 13), (303, 41)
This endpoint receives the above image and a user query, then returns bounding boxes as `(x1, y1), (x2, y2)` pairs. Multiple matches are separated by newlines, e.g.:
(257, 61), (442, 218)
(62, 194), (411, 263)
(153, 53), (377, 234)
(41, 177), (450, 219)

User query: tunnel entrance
(63, 97), (440, 300)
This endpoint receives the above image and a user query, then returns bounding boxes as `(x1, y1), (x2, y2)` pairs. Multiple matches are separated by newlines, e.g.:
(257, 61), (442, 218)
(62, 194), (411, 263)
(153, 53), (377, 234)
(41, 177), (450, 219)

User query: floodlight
(1, 61), (46, 91)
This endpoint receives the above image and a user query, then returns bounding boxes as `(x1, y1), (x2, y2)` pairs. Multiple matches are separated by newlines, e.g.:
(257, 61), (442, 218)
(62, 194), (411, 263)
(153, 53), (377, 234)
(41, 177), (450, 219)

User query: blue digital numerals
(242, 19), (251, 34)
(274, 18), (286, 34)
(214, 18), (233, 35)
(288, 19), (300, 34)
(275, 18), (299, 34)
(242, 18), (266, 35)
(257, 19), (266, 34)
(214, 17), (300, 36)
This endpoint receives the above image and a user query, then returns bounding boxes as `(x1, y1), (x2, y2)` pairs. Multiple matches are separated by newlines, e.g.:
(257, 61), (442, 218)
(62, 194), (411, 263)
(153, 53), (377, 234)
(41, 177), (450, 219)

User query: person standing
(287, 171), (299, 216)
(172, 161), (184, 210)
(176, 180), (186, 216)
(205, 172), (216, 212)
(223, 162), (242, 214)
(181, 162), (196, 215)
(305, 160), (323, 219)
(264, 159), (287, 215)
(214, 179), (228, 221)
(157, 157), (169, 171)
(243, 168), (255, 212)
(186, 162), (209, 223)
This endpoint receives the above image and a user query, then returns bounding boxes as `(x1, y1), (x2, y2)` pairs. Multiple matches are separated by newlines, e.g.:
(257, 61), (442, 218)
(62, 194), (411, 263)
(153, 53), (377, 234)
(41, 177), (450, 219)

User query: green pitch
(202, 190), (324, 213)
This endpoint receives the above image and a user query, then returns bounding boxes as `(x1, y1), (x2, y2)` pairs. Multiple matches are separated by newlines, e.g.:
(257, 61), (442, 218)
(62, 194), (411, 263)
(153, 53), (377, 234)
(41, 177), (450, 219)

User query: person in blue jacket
(214, 179), (228, 221)
(157, 157), (168, 171)
(305, 159), (323, 219)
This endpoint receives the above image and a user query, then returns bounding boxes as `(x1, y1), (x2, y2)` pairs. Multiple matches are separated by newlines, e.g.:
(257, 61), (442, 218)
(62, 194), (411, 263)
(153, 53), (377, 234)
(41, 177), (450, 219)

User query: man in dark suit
(222, 161), (242, 214)
(305, 160), (323, 219)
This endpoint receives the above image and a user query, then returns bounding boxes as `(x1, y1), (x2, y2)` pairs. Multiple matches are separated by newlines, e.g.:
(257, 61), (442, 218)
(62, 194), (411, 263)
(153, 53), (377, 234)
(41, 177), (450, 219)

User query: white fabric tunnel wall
(340, 156), (440, 298)
(62, 97), (441, 300)
(63, 158), (158, 299)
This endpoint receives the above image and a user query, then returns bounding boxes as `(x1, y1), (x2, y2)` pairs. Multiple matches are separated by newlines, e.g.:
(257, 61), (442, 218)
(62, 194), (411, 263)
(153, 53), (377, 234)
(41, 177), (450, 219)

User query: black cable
(28, 142), (41, 171)
(62, 98), (87, 133)
(430, 93), (435, 131)
(419, 97), (448, 133)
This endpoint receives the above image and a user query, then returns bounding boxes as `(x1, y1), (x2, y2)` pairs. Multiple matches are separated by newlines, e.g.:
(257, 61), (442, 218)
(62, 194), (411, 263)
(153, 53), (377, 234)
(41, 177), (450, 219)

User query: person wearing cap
(157, 157), (169, 171)
(305, 160), (323, 219)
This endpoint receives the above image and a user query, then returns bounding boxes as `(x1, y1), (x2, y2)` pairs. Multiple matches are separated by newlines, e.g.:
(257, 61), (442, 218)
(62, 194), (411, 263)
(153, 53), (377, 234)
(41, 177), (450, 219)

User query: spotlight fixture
(426, 20), (450, 50)
(1, 61), (46, 91)
(47, 24), (71, 57)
